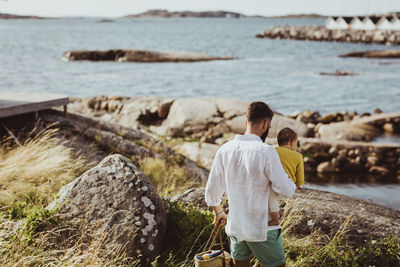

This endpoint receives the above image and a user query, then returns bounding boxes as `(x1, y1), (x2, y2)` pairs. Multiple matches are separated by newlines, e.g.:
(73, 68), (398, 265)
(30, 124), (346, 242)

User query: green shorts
(229, 229), (285, 267)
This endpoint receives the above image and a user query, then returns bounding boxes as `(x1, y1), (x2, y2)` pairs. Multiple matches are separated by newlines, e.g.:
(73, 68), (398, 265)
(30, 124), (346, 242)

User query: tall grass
(0, 216), (139, 266)
(0, 126), (90, 207)
(140, 157), (195, 196)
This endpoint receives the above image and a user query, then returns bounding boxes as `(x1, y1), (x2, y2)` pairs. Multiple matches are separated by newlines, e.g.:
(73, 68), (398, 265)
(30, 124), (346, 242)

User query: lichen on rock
(48, 154), (167, 264)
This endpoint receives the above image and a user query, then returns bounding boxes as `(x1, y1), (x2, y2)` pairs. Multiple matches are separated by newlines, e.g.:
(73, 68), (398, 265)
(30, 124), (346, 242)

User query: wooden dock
(0, 92), (69, 119)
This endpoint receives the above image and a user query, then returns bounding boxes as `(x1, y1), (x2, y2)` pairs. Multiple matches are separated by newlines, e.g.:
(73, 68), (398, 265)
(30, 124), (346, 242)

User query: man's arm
(265, 148), (297, 198)
(205, 150), (227, 225)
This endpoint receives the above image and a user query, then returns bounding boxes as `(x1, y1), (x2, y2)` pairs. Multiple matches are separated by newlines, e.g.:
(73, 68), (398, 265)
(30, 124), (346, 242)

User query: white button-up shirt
(205, 134), (297, 242)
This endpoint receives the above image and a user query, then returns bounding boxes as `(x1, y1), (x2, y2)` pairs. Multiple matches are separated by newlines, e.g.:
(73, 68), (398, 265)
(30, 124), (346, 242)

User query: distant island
(123, 9), (263, 18)
(123, 10), (328, 19)
(273, 13), (326, 19)
(0, 13), (45, 19)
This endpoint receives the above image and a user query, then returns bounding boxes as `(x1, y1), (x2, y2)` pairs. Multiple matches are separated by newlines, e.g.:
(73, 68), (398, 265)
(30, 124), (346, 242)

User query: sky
(1, 0), (400, 18)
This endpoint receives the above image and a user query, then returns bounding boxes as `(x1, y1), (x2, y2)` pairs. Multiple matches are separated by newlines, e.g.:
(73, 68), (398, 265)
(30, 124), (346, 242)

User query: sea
(1, 17), (400, 114)
(0, 17), (399, 210)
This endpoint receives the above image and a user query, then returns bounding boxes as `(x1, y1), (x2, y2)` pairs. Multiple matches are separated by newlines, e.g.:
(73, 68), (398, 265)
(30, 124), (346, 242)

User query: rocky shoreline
(67, 96), (400, 181)
(62, 50), (235, 63)
(256, 25), (400, 46)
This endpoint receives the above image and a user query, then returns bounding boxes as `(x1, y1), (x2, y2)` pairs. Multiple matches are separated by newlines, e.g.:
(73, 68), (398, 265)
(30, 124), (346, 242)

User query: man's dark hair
(277, 127), (298, 146)
(247, 101), (274, 124)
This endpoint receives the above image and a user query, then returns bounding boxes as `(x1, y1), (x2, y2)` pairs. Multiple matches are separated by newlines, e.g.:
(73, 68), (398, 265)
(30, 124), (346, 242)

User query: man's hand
(212, 205), (227, 226)
(214, 211), (228, 226)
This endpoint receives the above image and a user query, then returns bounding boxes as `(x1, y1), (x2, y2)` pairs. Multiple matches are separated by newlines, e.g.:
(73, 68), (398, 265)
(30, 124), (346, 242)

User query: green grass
(140, 157), (194, 196)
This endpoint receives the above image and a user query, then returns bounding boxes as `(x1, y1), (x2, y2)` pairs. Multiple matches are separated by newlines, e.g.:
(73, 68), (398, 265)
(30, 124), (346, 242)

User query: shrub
(354, 236), (400, 267)
(156, 200), (222, 266)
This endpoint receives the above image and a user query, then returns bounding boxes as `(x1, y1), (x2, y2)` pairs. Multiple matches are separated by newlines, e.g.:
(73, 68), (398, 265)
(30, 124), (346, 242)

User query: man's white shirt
(205, 134), (297, 242)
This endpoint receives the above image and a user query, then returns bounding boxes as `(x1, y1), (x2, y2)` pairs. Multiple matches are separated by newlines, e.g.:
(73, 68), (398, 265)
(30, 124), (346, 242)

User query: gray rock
(270, 114), (310, 138)
(48, 154), (166, 264)
(208, 97), (248, 120)
(170, 188), (208, 210)
(175, 142), (219, 170)
(369, 166), (389, 177)
(225, 115), (246, 133)
(154, 98), (219, 136)
(317, 161), (336, 173)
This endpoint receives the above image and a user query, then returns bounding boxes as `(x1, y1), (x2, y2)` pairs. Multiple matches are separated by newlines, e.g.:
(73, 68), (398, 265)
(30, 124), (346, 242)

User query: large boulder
(270, 114), (310, 138)
(152, 98), (220, 136)
(208, 97), (248, 120)
(317, 120), (380, 141)
(48, 154), (166, 264)
(175, 142), (219, 169)
(225, 113), (310, 138)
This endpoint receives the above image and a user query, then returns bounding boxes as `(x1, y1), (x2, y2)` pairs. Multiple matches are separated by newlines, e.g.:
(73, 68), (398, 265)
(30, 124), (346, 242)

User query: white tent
(350, 17), (365, 30)
(325, 17), (339, 29)
(361, 17), (377, 30)
(377, 17), (393, 30)
(391, 16), (400, 30)
(335, 17), (350, 29)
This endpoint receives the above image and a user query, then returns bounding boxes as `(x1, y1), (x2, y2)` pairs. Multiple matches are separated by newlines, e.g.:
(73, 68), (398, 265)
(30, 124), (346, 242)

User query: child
(269, 127), (305, 226)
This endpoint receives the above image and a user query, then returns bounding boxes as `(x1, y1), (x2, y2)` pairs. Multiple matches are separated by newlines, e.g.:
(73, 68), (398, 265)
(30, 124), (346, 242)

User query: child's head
(277, 127), (298, 150)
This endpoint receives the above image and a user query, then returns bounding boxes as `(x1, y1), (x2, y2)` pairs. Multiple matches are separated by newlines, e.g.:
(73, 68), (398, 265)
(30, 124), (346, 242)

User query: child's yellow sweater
(276, 147), (304, 187)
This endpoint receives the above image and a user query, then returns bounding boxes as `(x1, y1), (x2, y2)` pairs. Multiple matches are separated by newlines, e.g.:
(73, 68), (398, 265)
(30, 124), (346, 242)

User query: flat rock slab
(62, 49), (236, 63)
(340, 50), (400, 58)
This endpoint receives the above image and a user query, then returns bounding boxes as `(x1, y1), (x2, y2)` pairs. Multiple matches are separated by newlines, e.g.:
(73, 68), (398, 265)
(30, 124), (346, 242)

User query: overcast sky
(1, 0), (400, 17)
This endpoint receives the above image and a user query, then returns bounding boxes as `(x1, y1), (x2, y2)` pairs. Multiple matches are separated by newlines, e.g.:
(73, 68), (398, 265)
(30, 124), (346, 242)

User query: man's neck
(245, 129), (261, 138)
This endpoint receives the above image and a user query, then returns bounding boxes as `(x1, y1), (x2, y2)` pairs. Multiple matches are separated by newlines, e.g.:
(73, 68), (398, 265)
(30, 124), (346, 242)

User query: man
(205, 101), (297, 267)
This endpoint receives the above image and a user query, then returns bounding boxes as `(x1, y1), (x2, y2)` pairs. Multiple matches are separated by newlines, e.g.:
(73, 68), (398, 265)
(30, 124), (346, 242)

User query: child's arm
(295, 156), (305, 189)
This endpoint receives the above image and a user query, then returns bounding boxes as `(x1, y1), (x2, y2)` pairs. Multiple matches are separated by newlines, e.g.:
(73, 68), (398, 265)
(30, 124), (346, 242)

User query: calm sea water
(1, 17), (399, 114)
(1, 17), (399, 210)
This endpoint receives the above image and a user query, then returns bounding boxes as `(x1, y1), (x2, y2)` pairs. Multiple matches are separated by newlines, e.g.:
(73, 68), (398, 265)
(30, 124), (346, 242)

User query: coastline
(68, 96), (400, 181)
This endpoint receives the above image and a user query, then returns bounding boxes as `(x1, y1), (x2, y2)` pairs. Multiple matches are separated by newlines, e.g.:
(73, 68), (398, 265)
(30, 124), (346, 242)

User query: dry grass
(0, 217), (139, 267)
(0, 126), (91, 206)
(140, 157), (195, 196)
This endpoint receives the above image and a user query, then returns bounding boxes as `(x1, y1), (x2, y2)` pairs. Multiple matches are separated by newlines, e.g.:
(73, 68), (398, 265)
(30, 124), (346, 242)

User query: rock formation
(299, 138), (400, 177)
(0, 13), (45, 19)
(340, 50), (400, 58)
(256, 25), (400, 46)
(48, 154), (167, 264)
(62, 50), (235, 63)
(69, 96), (311, 144)
(320, 70), (356, 76)
(40, 110), (210, 185)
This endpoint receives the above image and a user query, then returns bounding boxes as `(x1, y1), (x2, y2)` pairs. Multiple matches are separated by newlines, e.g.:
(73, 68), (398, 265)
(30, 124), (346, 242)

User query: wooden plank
(0, 92), (69, 119)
